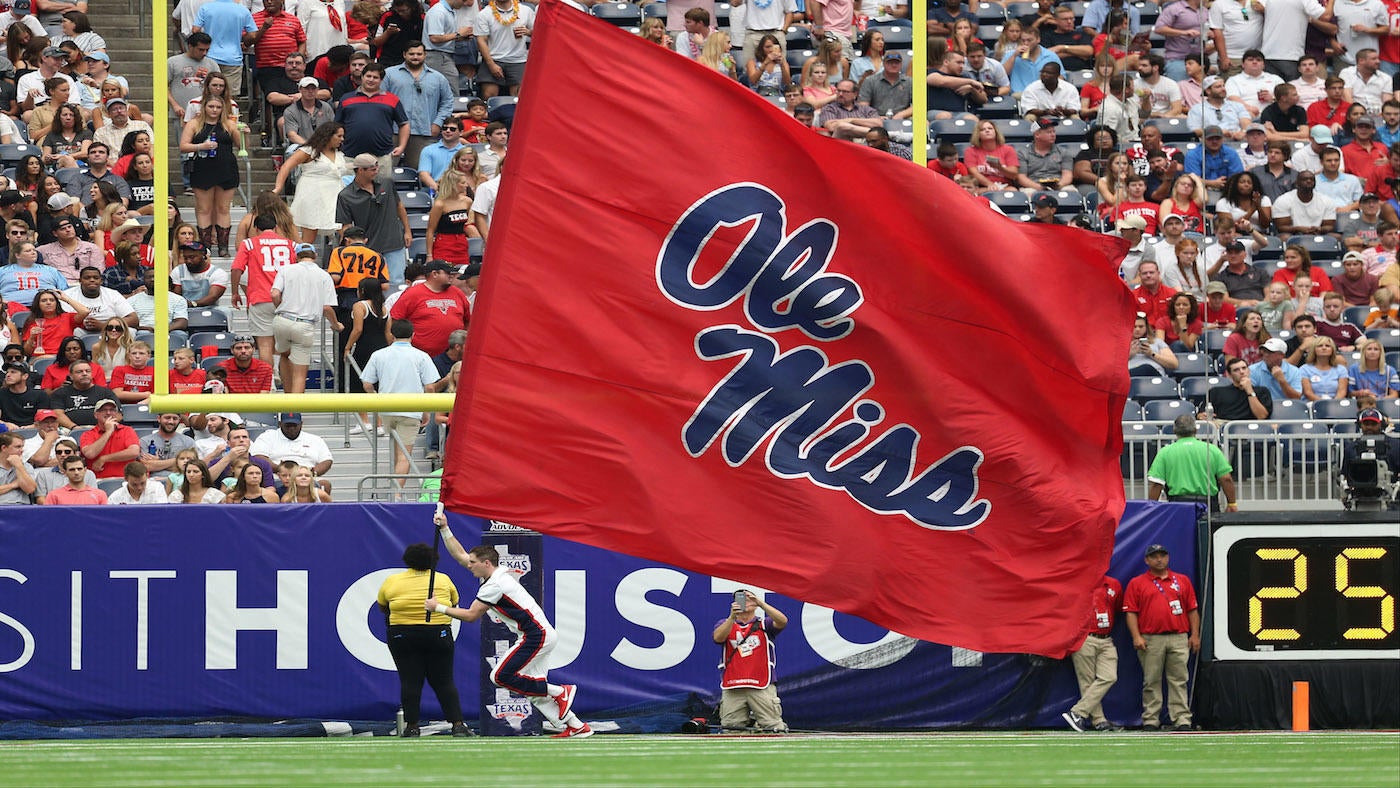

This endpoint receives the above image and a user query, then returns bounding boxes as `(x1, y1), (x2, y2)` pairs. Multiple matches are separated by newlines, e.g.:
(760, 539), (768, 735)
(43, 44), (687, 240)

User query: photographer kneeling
(1340, 408), (1400, 510)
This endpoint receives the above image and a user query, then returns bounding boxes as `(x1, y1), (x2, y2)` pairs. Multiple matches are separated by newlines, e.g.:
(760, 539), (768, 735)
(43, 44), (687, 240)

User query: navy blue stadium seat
(935, 116), (980, 142)
(1052, 118), (1089, 143)
(1064, 69), (1095, 89)
(398, 191), (433, 212)
(1131, 375), (1181, 402)
(408, 237), (428, 264)
(1378, 397), (1400, 420)
(1180, 376), (1221, 406)
(1142, 399), (1193, 421)
(977, 24), (1005, 42)
(975, 2), (1007, 22)
(390, 167), (417, 190)
(1365, 328), (1400, 351)
(978, 94), (1019, 120)
(984, 190), (1031, 215)
(879, 26), (913, 48)
(407, 213), (431, 238)
(1123, 400), (1144, 420)
(642, 1), (667, 18)
(1171, 353), (1210, 379)
(121, 404), (157, 429)
(1004, 2), (1038, 20)
(201, 356), (231, 371)
(1270, 398), (1311, 420)
(1224, 420), (1274, 480)
(1120, 422), (1160, 477)
(786, 49), (815, 71)
(785, 27), (813, 50)
(1252, 235), (1285, 261)
(185, 308), (230, 332)
(592, 2), (643, 26)
(189, 332), (234, 354)
(1277, 421), (1333, 472)
(1294, 235), (1343, 261)
(992, 118), (1035, 142)
(1346, 306), (1378, 326)
(0, 143), (39, 167)
(1311, 398), (1359, 420)
(1203, 330), (1231, 356)
(713, 2), (730, 26)
(1142, 117), (1193, 143)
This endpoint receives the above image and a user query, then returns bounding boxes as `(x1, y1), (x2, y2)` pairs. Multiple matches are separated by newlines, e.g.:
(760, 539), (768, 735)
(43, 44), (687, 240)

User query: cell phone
(733, 590), (746, 608)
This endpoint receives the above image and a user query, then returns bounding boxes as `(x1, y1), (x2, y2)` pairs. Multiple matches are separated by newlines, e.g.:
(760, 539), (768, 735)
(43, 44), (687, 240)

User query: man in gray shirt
(1017, 119), (1071, 190)
(856, 52), (913, 118)
(167, 32), (216, 119)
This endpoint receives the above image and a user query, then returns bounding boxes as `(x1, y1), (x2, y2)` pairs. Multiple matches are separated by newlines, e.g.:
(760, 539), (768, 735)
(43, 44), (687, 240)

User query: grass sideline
(1, 732), (1397, 787)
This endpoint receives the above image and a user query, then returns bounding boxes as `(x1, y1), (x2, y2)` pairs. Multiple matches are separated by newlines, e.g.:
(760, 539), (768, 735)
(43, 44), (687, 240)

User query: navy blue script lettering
(658, 185), (991, 530)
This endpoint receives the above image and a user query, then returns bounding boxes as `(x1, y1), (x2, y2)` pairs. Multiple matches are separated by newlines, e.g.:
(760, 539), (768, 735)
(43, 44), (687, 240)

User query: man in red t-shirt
(1306, 78), (1351, 132)
(1061, 574), (1124, 732)
(1364, 142), (1400, 202)
(231, 214), (298, 363)
(1123, 544), (1199, 731)
(219, 334), (276, 394)
(78, 399), (140, 479)
(388, 260), (470, 356)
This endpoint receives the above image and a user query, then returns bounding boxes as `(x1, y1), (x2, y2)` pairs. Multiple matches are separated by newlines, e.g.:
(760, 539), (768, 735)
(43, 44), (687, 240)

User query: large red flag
(442, 1), (1135, 657)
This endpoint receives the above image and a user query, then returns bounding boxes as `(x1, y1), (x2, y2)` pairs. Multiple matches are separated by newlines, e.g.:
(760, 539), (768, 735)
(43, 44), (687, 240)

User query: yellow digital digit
(1336, 548), (1396, 640)
(1248, 548), (1307, 641)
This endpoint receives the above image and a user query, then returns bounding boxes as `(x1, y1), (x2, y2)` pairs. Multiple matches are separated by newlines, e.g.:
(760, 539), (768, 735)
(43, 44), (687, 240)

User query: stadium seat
(642, 1), (666, 17)
(1131, 376), (1181, 402)
(992, 118), (1035, 142)
(1135, 0), (1161, 26)
(1378, 398), (1400, 420)
(1223, 420), (1275, 480)
(1311, 398), (1358, 420)
(190, 332), (235, 355)
(1203, 329), (1231, 356)
(1365, 328), (1400, 351)
(1277, 421), (1334, 473)
(975, 2), (1007, 22)
(1064, 69), (1094, 89)
(1252, 235), (1284, 261)
(1044, 189), (1083, 216)
(1057, 141), (1088, 160)
(398, 191), (433, 212)
(10, 310), (27, 331)
(880, 26), (914, 48)
(984, 190), (1031, 215)
(786, 49), (815, 70)
(1123, 400), (1144, 420)
(977, 24), (1005, 43)
(1295, 235), (1342, 260)
(1142, 117), (1193, 143)
(451, 95), (480, 114)
(487, 96), (517, 114)
(1171, 353), (1210, 379)
(978, 94), (1019, 119)
(1120, 422), (1160, 477)
(1345, 306), (1378, 326)
(713, 2), (730, 26)
(1388, 352), (1400, 370)
(201, 356), (231, 371)
(121, 404), (157, 429)
(185, 308), (230, 332)
(1004, 2), (1038, 19)
(785, 27), (813, 50)
(407, 213), (431, 238)
(1052, 118), (1089, 143)
(81, 333), (100, 351)
(97, 478), (126, 496)
(1142, 399), (1193, 421)
(592, 3), (643, 26)
(1270, 398), (1311, 420)
(468, 237), (485, 260)
(1180, 376), (1221, 406)
(931, 118), (976, 144)
(408, 237), (428, 264)
(0, 143), (39, 167)
(884, 118), (913, 136)
(389, 167), (417, 190)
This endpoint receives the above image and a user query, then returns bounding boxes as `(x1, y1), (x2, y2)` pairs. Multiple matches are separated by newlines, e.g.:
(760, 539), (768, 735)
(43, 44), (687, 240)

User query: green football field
(2, 732), (1397, 788)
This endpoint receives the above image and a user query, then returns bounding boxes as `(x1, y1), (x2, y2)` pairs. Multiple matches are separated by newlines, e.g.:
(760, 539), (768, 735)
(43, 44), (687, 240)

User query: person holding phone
(712, 589), (789, 733)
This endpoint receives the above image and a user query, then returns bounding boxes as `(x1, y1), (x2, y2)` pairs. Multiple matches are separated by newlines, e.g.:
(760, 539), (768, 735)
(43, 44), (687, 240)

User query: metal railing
(358, 472), (442, 503)
(1123, 420), (1366, 509)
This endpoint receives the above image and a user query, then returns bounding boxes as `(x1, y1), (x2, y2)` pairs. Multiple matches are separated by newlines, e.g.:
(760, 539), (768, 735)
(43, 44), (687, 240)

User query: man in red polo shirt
(219, 334), (275, 394)
(1364, 142), (1400, 202)
(1123, 544), (1199, 732)
(1061, 573), (1124, 732)
(248, 0), (307, 94)
(388, 260), (470, 357)
(78, 399), (140, 479)
(1132, 260), (1178, 326)
(1342, 114), (1388, 183)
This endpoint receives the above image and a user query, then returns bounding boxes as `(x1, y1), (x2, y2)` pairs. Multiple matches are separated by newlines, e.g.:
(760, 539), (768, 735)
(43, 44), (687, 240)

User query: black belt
(1168, 493), (1219, 513)
(1089, 633), (1112, 638)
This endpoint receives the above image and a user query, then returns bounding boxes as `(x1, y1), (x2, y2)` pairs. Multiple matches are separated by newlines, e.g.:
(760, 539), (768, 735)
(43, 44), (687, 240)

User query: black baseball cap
(424, 260), (455, 273)
(1145, 544), (1169, 557)
(457, 262), (482, 279)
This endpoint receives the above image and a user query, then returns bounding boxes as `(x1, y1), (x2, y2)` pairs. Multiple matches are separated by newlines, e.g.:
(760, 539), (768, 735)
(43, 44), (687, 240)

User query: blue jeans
(383, 248), (408, 286)
(1163, 59), (1188, 82)
(1381, 61), (1400, 78)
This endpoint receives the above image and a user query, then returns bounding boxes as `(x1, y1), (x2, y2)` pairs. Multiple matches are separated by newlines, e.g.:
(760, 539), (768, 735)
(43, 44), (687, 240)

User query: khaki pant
(1138, 632), (1191, 726)
(719, 684), (787, 732)
(1070, 635), (1118, 725)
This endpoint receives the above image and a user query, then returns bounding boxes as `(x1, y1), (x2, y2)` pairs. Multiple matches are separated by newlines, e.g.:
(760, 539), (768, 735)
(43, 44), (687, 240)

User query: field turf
(2, 731), (1397, 787)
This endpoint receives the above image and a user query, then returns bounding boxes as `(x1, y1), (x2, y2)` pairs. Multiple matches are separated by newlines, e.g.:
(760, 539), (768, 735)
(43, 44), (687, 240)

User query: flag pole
(426, 502), (444, 622)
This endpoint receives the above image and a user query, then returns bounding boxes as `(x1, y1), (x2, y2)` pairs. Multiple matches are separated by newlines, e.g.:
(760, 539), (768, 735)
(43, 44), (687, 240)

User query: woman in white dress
(272, 122), (351, 244)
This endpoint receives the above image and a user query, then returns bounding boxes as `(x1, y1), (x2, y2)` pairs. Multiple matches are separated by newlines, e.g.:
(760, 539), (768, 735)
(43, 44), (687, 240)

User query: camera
(1340, 437), (1396, 511)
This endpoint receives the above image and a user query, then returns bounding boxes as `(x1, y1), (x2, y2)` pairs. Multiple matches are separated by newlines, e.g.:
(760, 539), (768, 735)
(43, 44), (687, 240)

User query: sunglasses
(105, 325), (124, 332)
(55, 449), (75, 455)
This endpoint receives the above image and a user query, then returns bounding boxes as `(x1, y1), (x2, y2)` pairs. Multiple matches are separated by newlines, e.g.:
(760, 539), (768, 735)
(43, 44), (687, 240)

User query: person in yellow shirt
(377, 542), (473, 738)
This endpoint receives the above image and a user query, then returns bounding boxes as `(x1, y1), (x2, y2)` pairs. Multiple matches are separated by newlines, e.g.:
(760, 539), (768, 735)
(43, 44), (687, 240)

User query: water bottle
(147, 439), (157, 457)
(395, 707), (406, 736)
